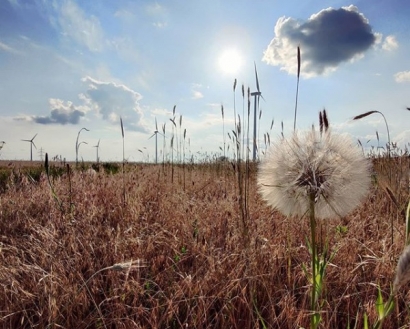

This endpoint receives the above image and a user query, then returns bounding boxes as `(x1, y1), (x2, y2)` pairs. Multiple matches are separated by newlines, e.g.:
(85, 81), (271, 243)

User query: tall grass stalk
(293, 46), (301, 131)
(170, 109), (176, 184)
(233, 79), (237, 160)
(75, 127), (89, 167)
(233, 80), (248, 245)
(242, 84), (245, 160)
(183, 128), (186, 190)
(353, 111), (393, 243)
(179, 114), (183, 164)
(162, 123), (166, 174)
(221, 104), (226, 160)
(44, 152), (63, 213)
(120, 117), (125, 206)
(258, 108), (262, 160)
(406, 198), (410, 245)
(245, 88), (251, 222)
(353, 111), (391, 158)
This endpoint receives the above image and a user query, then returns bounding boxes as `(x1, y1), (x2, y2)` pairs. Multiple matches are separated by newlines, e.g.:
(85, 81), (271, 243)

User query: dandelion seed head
(393, 245), (410, 293)
(257, 129), (371, 219)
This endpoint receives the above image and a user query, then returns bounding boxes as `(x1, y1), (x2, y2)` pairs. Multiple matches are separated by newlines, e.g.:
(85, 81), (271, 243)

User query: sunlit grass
(0, 152), (409, 328)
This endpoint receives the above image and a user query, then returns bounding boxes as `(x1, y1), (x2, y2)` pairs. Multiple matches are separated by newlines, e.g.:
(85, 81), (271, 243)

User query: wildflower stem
(309, 192), (318, 328)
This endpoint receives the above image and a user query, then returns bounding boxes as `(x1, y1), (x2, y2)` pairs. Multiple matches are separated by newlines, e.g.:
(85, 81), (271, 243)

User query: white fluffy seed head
(257, 129), (371, 219)
(393, 245), (410, 293)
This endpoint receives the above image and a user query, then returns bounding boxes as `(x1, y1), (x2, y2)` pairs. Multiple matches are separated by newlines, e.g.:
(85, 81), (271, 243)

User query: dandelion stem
(309, 192), (318, 328)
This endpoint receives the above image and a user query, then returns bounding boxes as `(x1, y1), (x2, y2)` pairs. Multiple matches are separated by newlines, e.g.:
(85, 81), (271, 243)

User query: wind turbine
(0, 141), (5, 158)
(22, 133), (37, 161)
(250, 62), (264, 161)
(149, 118), (163, 164)
(93, 139), (101, 163)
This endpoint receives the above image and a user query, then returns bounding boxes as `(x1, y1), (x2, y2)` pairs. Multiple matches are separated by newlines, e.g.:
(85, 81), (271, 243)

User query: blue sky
(0, 0), (409, 162)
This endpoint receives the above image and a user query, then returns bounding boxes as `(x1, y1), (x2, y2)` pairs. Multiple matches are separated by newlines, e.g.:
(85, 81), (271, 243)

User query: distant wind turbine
(250, 62), (264, 161)
(149, 118), (163, 164)
(93, 139), (101, 163)
(22, 133), (37, 161)
(0, 141), (5, 157)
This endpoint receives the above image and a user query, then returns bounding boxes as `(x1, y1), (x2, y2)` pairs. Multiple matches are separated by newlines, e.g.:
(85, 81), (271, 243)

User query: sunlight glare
(218, 49), (243, 75)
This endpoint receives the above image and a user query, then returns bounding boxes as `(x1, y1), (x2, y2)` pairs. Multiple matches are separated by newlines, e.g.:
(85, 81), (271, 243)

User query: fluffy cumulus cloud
(263, 5), (378, 77)
(382, 35), (398, 51)
(81, 76), (148, 132)
(394, 71), (410, 83)
(32, 98), (87, 125)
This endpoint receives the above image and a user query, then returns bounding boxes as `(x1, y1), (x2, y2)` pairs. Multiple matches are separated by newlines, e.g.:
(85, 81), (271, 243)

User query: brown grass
(0, 157), (409, 328)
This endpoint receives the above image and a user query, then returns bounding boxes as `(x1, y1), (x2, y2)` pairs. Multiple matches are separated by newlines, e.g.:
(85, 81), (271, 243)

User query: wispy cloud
(54, 0), (105, 52)
(191, 83), (204, 99)
(263, 5), (378, 77)
(394, 71), (410, 83)
(0, 41), (22, 55)
(146, 3), (167, 29)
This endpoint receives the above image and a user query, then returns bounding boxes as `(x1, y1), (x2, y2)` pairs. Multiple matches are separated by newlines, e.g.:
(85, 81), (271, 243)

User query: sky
(0, 0), (409, 162)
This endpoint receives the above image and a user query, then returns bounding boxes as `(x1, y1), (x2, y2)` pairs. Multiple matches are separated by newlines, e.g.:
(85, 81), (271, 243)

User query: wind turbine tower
(22, 133), (37, 161)
(93, 139), (101, 163)
(250, 63), (263, 161)
(149, 118), (163, 164)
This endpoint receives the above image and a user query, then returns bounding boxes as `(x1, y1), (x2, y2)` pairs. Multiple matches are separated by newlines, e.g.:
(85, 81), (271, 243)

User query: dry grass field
(0, 154), (409, 328)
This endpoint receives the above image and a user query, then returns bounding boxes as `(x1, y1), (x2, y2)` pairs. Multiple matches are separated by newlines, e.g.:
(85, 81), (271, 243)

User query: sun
(218, 49), (243, 75)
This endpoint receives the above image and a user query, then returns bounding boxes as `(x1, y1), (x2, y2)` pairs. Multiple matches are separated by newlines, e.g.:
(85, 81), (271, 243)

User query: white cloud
(0, 41), (22, 55)
(31, 98), (88, 125)
(146, 3), (165, 15)
(81, 76), (149, 133)
(394, 130), (410, 149)
(151, 108), (172, 117)
(6, 0), (19, 7)
(146, 3), (167, 29)
(394, 71), (410, 83)
(56, 0), (104, 52)
(263, 5), (378, 77)
(192, 91), (204, 99)
(382, 35), (398, 51)
(191, 84), (204, 100)
(153, 22), (167, 28)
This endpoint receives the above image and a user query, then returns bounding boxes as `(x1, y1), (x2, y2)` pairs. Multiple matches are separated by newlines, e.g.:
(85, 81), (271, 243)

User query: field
(0, 155), (409, 328)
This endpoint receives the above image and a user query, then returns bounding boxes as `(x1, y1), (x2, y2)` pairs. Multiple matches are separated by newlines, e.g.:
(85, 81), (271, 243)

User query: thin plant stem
(293, 46), (301, 131)
(309, 192), (317, 328)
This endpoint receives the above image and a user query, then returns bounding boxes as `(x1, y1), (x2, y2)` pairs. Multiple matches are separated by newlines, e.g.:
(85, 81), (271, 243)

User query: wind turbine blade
(254, 62), (260, 93)
(32, 133), (38, 141)
(148, 133), (156, 139)
(155, 118), (158, 131)
(32, 141), (37, 149)
(22, 139), (30, 142)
